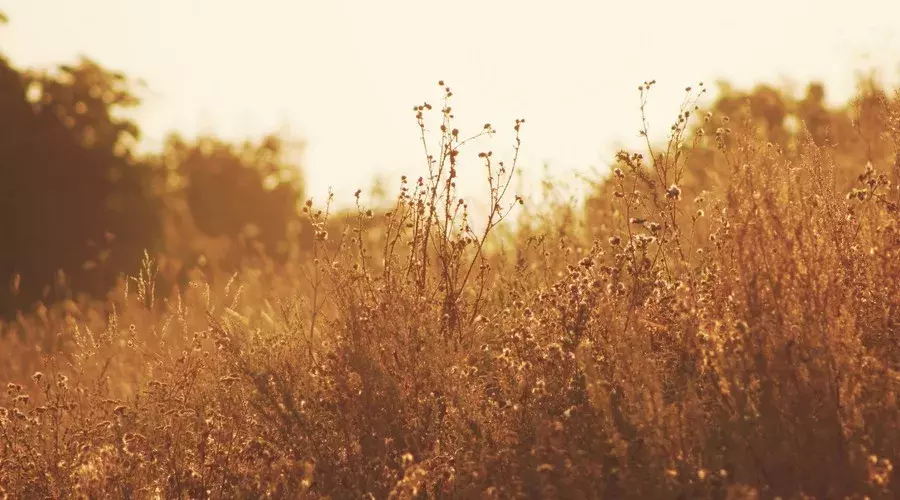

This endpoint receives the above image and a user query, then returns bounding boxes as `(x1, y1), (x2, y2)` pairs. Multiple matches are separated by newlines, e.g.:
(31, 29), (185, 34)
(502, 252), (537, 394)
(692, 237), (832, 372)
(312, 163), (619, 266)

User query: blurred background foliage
(0, 10), (895, 319)
(0, 13), (309, 318)
(584, 77), (895, 236)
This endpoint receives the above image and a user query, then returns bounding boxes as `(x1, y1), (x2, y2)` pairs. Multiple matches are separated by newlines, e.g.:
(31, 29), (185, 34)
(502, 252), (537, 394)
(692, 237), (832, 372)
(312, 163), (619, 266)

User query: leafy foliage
(0, 26), (307, 318)
(0, 56), (162, 318)
(163, 133), (304, 268)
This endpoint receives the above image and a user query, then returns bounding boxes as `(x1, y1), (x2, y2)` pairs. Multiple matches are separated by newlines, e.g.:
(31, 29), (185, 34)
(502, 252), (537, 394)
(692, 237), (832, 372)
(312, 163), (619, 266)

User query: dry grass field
(2, 79), (900, 499)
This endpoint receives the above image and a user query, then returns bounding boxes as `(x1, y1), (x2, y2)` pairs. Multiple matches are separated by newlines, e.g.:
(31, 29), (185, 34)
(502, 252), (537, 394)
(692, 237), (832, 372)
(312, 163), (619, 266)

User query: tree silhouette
(0, 54), (162, 317)
(159, 133), (305, 271)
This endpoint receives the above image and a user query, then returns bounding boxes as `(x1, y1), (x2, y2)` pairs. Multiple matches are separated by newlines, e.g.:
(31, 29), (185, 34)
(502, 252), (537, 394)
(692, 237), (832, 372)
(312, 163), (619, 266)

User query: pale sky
(2, 0), (900, 209)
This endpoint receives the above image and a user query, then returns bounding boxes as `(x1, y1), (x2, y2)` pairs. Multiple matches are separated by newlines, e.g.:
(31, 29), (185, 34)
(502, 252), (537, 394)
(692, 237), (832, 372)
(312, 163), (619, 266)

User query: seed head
(666, 184), (682, 201)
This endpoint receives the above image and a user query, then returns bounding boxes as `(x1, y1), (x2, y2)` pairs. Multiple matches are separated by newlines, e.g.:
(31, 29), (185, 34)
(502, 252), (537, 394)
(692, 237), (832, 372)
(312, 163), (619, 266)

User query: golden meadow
(2, 44), (900, 497)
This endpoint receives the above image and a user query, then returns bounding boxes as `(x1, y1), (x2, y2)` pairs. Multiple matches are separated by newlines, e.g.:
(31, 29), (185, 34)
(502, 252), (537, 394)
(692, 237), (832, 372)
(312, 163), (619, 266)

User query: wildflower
(635, 234), (656, 249)
(666, 184), (682, 200)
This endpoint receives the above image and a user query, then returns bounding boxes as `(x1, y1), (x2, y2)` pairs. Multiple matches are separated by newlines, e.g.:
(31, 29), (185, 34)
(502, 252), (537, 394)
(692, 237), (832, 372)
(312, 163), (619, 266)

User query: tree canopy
(0, 16), (307, 318)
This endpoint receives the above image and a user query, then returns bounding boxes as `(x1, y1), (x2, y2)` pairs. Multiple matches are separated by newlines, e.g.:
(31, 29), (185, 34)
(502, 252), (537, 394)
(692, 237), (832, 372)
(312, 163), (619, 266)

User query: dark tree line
(0, 14), (306, 318)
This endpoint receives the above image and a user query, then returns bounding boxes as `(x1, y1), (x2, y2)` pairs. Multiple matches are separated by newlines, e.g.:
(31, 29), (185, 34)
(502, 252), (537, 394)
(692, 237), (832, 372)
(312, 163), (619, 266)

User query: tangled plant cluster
(2, 80), (900, 499)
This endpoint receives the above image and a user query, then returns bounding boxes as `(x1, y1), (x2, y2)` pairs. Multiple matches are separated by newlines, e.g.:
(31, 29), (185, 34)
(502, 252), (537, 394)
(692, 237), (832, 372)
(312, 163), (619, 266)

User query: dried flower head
(666, 184), (682, 200)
